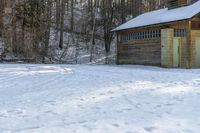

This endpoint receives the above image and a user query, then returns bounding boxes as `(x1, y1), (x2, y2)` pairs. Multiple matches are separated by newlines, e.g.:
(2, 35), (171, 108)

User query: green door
(173, 38), (180, 67)
(195, 38), (200, 67)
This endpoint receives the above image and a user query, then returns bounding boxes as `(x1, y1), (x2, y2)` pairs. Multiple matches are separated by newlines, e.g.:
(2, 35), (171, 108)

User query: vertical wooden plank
(187, 20), (192, 68)
(161, 28), (174, 67)
(173, 38), (180, 67)
(116, 33), (120, 64)
(195, 38), (200, 67)
(180, 37), (187, 67)
(191, 30), (200, 67)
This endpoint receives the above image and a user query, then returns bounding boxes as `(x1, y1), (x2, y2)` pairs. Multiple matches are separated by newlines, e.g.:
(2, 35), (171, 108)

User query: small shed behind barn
(113, 0), (200, 68)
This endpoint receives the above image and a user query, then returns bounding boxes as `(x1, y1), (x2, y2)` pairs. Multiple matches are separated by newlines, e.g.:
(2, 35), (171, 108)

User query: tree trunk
(59, 0), (65, 49)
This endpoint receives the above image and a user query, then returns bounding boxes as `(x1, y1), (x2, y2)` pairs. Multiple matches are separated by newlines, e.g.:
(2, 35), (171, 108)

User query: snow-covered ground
(0, 64), (200, 133)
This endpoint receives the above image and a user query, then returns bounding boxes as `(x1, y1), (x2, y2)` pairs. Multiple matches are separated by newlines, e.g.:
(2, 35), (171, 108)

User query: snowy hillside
(0, 64), (200, 133)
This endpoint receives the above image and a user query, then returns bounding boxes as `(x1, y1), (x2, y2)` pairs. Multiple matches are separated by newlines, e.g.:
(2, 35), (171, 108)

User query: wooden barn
(113, 0), (200, 68)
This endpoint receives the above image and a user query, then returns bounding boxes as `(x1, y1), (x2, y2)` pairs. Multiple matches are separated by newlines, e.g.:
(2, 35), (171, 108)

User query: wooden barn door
(173, 38), (181, 67)
(195, 38), (200, 67)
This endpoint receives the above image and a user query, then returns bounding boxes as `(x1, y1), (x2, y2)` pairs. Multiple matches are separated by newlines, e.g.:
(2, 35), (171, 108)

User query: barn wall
(117, 38), (161, 65)
(116, 20), (193, 68)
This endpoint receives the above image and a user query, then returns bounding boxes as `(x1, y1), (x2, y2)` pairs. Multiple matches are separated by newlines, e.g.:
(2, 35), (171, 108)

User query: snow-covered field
(0, 64), (200, 133)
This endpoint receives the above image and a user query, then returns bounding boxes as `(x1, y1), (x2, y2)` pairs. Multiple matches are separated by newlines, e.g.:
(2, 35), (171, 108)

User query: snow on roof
(113, 1), (200, 31)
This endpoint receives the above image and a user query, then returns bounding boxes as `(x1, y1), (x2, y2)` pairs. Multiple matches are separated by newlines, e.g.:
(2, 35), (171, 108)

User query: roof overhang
(112, 18), (190, 33)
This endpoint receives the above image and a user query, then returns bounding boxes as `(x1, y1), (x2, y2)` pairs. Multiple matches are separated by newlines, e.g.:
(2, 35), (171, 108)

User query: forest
(0, 0), (167, 64)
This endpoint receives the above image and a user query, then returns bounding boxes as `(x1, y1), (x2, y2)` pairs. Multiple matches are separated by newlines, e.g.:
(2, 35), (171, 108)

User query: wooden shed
(113, 0), (200, 68)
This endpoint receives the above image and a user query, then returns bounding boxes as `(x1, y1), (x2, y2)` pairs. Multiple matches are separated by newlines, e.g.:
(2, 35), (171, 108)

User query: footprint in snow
(173, 96), (184, 102)
(80, 98), (85, 101)
(116, 110), (123, 113)
(126, 131), (135, 133)
(91, 106), (101, 110)
(7, 109), (25, 117)
(124, 122), (129, 125)
(135, 104), (140, 109)
(109, 97), (115, 99)
(112, 123), (120, 128)
(116, 108), (132, 114)
(148, 111), (155, 114)
(95, 106), (101, 109)
(165, 103), (174, 106)
(144, 126), (157, 132)
(46, 100), (57, 106)
(78, 120), (87, 124)
(44, 110), (52, 113)
(77, 104), (84, 108)
(145, 102), (150, 105)
(165, 111), (172, 115)
(103, 111), (107, 114)
(154, 105), (162, 109)
(99, 93), (106, 96)
(182, 129), (193, 133)
(82, 125), (93, 131)
(107, 91), (115, 94)
(0, 114), (7, 118)
(44, 110), (58, 116)
(123, 108), (132, 111)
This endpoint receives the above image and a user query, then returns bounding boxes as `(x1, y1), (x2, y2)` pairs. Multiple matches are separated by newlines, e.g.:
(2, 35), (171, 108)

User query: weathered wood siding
(191, 30), (200, 67)
(189, 13), (200, 67)
(116, 19), (200, 68)
(161, 29), (173, 67)
(191, 13), (200, 30)
(117, 38), (161, 65)
(179, 37), (188, 67)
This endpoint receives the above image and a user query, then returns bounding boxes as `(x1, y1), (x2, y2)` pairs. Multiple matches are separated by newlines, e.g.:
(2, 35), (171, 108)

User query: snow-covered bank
(0, 64), (200, 133)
